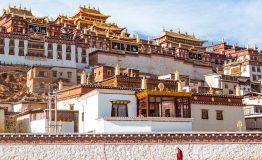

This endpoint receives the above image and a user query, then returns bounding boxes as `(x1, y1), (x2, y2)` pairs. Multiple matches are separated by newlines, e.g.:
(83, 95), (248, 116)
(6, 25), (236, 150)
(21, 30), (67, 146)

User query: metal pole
(54, 90), (58, 134)
(48, 93), (52, 133)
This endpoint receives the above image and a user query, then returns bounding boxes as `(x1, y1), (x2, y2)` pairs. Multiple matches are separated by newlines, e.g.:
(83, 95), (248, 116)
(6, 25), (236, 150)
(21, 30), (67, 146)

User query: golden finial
(246, 44), (249, 49)
(254, 44), (257, 50)
(88, 3), (91, 9)
(93, 6), (95, 10)
(14, 5), (16, 9)
(178, 28), (181, 34)
(19, 4), (21, 9)
(162, 26), (165, 32)
(97, 7), (100, 11)
(136, 34), (140, 43)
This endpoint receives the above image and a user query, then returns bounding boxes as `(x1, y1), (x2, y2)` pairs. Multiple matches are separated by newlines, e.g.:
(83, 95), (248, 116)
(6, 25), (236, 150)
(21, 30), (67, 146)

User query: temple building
(0, 4), (223, 81)
(154, 29), (207, 52)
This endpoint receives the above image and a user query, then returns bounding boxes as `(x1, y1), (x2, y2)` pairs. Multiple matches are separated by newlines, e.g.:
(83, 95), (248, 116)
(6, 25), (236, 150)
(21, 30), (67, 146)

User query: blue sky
(1, 0), (262, 48)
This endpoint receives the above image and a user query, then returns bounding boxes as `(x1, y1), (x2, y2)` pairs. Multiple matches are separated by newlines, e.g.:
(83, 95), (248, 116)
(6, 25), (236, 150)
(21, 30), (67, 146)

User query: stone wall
(0, 143), (261, 160)
(0, 133), (261, 159)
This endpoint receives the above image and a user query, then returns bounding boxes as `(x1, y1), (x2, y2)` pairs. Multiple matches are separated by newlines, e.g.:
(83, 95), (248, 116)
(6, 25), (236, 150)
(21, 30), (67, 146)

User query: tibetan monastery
(0, 4), (227, 79)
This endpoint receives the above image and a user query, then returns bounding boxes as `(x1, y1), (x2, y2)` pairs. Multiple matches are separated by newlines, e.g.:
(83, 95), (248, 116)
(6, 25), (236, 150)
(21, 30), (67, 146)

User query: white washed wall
(96, 120), (192, 133)
(0, 38), (91, 69)
(0, 144), (261, 160)
(191, 104), (246, 131)
(95, 53), (212, 80)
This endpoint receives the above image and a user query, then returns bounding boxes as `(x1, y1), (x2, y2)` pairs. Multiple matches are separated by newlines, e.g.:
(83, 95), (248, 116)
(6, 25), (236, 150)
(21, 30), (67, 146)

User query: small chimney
(141, 77), (147, 89)
(177, 80), (183, 92)
(246, 44), (249, 49)
(58, 80), (63, 90)
(87, 73), (91, 84)
(22, 28), (26, 34)
(221, 37), (224, 43)
(209, 87), (214, 94)
(115, 64), (120, 76)
(236, 84), (241, 96)
(174, 70), (180, 81)
(81, 71), (87, 85)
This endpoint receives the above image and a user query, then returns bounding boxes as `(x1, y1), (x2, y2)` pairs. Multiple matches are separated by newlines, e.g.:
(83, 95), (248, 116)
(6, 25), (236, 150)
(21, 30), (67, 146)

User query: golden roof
(71, 6), (110, 19)
(159, 31), (207, 43)
(8, 7), (33, 17)
(136, 90), (193, 99)
(3, 6), (46, 20)
(92, 22), (124, 31)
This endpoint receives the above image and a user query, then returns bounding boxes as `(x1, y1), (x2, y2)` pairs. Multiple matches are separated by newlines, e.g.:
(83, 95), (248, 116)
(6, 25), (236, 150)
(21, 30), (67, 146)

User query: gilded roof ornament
(136, 34), (140, 43)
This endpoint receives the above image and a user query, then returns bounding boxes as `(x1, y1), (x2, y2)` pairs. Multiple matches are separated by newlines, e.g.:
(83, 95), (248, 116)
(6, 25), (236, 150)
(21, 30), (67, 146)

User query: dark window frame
(201, 109), (209, 119)
(111, 104), (128, 117)
(216, 110), (223, 120)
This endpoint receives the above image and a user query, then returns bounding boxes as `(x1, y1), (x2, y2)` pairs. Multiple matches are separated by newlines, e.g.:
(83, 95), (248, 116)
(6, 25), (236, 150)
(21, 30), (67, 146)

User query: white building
(242, 92), (262, 130)
(58, 89), (193, 133)
(14, 109), (77, 133)
(0, 37), (99, 69)
(205, 73), (251, 95)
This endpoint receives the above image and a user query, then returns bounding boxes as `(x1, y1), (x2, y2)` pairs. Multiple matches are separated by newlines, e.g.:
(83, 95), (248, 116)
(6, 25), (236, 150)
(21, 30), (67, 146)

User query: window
(201, 109), (208, 119)
(82, 112), (84, 121)
(253, 75), (257, 81)
(36, 71), (48, 78)
(252, 66), (256, 72)
(66, 53), (71, 60)
(111, 104), (128, 117)
(107, 70), (111, 76)
(224, 83), (228, 89)
(70, 104), (74, 110)
(98, 71), (101, 76)
(52, 71), (57, 77)
(229, 90), (233, 95)
(216, 110), (223, 120)
(257, 67), (261, 72)
(67, 72), (72, 78)
(59, 72), (63, 76)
